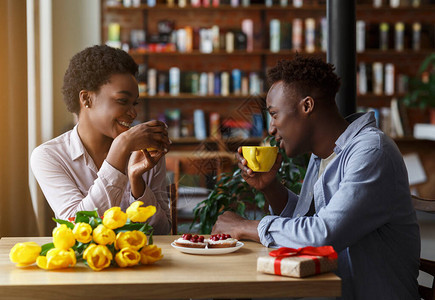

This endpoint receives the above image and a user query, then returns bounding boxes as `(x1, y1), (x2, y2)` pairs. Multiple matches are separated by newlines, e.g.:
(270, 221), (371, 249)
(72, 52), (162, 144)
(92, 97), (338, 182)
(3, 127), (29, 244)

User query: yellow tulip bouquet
(9, 201), (163, 271)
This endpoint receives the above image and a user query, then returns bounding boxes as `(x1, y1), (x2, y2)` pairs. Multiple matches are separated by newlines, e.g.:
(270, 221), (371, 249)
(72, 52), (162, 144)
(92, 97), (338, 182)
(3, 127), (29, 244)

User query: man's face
(266, 81), (309, 157)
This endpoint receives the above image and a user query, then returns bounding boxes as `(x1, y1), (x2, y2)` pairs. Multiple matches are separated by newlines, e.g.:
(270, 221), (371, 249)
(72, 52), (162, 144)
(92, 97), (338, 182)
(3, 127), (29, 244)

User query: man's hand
(236, 147), (282, 191)
(212, 211), (260, 242)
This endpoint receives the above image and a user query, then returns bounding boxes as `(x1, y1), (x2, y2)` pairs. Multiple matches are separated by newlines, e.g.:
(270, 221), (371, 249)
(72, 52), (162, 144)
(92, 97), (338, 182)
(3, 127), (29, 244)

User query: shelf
(356, 4), (435, 12)
(357, 50), (434, 59)
(129, 49), (326, 57)
(357, 94), (403, 108)
(106, 4), (327, 11)
(107, 3), (435, 12)
(139, 93), (266, 100)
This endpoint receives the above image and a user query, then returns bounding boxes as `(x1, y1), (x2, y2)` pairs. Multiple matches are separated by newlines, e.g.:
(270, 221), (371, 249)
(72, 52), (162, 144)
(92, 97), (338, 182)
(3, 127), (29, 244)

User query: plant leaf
(52, 218), (75, 229)
(40, 243), (55, 256)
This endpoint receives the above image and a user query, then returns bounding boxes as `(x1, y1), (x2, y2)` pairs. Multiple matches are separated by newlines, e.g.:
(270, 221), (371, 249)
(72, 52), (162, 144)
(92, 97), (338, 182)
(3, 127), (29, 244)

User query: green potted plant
(402, 53), (435, 124)
(190, 137), (309, 234)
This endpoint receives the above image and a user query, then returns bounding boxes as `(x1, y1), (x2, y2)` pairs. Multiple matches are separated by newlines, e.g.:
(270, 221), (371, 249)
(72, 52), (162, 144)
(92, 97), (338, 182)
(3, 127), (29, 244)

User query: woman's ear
(79, 90), (92, 109)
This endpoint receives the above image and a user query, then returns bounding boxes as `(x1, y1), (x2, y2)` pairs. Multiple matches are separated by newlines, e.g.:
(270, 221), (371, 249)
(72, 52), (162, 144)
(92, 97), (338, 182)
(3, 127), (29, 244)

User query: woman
(31, 45), (171, 234)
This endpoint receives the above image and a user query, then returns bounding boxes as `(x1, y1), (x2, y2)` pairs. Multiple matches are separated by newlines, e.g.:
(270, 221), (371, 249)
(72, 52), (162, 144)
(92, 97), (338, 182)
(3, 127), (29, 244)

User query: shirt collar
(335, 112), (377, 152)
(311, 112), (377, 160)
(69, 124), (86, 161)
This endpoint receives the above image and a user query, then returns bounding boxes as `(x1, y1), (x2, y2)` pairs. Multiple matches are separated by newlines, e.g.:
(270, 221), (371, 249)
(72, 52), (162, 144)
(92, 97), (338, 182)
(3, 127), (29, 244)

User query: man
(212, 56), (420, 299)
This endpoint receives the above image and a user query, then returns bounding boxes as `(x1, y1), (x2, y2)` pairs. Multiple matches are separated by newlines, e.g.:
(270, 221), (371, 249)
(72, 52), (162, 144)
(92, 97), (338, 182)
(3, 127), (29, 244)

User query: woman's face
(87, 73), (139, 139)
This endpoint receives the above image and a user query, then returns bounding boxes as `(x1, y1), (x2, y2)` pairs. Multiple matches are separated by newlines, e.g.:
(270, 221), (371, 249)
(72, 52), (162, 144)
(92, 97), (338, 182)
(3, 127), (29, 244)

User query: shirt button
(296, 214), (300, 217)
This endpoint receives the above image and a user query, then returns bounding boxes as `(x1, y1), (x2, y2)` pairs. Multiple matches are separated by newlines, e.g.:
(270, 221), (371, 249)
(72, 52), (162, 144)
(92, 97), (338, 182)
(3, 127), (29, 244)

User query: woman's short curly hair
(62, 45), (138, 114)
(267, 56), (341, 102)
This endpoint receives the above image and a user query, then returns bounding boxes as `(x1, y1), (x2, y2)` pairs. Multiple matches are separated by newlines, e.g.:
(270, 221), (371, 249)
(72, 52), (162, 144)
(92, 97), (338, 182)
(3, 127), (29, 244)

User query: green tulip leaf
(40, 242), (55, 256)
(52, 218), (75, 229)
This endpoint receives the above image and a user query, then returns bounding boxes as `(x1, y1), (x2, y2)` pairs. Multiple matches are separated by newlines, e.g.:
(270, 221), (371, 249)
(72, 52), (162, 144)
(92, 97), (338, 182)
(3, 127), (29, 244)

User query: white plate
(171, 241), (244, 255)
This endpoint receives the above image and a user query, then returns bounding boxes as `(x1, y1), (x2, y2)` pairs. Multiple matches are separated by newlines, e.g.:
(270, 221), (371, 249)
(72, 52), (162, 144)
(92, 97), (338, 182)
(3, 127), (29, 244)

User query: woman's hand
(236, 147), (282, 191)
(128, 149), (166, 198)
(123, 120), (171, 153)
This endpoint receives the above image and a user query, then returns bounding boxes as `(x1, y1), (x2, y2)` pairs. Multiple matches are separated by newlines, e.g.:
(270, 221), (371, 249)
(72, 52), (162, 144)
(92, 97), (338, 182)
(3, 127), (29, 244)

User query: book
(292, 19), (303, 51)
(384, 63), (395, 96)
(358, 62), (367, 95)
(209, 112), (221, 138)
(305, 18), (315, 53)
(390, 98), (411, 138)
(356, 20), (365, 53)
(221, 72), (230, 96)
(270, 19), (281, 53)
(390, 98), (404, 138)
(207, 72), (215, 96)
(320, 17), (327, 52)
(225, 32), (234, 53)
(379, 22), (389, 50)
(169, 67), (180, 96)
(412, 22), (421, 51)
(166, 109), (181, 139)
(147, 69), (157, 96)
(394, 22), (404, 51)
(232, 69), (242, 95)
(372, 62), (383, 95)
(199, 72), (208, 96)
(280, 21), (292, 50)
(242, 19), (254, 52)
(194, 109), (207, 140)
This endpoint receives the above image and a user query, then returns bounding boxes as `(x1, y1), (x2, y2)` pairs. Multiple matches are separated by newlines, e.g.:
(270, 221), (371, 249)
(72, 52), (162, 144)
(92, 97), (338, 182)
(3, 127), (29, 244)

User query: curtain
(0, 0), (39, 237)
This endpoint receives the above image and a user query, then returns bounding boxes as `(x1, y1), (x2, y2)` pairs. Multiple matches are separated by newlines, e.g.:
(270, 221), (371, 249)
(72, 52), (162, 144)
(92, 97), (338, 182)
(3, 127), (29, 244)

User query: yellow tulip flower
(115, 230), (147, 251)
(83, 243), (113, 271)
(52, 224), (76, 250)
(92, 224), (116, 245)
(103, 207), (127, 229)
(126, 201), (156, 223)
(140, 244), (163, 264)
(72, 222), (93, 243)
(9, 242), (42, 267)
(36, 248), (76, 270)
(115, 247), (141, 267)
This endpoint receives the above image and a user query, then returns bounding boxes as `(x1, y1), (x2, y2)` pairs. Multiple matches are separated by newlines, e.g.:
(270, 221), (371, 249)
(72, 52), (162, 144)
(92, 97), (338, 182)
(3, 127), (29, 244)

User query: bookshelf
(101, 0), (435, 145)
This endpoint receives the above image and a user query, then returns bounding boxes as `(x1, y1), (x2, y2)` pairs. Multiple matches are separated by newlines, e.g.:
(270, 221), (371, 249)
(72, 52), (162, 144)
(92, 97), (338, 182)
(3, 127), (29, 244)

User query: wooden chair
(169, 183), (178, 235)
(412, 195), (435, 300)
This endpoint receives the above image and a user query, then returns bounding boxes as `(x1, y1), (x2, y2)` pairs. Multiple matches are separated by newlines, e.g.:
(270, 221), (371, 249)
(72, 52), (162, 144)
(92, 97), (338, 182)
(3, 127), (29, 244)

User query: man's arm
(260, 177), (290, 215)
(212, 211), (260, 242)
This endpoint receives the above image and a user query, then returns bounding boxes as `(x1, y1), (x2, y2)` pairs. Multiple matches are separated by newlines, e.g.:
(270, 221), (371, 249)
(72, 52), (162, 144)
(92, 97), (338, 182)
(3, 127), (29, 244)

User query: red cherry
(199, 236), (204, 242)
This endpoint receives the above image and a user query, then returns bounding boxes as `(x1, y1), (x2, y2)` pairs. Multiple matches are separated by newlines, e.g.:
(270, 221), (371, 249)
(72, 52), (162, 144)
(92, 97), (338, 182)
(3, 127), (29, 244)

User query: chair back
(169, 183), (178, 235)
(412, 195), (435, 300)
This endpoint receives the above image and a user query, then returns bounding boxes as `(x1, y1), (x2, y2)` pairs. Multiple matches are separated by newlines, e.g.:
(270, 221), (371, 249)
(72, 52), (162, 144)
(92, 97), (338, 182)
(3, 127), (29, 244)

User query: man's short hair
(62, 45), (138, 115)
(267, 56), (341, 102)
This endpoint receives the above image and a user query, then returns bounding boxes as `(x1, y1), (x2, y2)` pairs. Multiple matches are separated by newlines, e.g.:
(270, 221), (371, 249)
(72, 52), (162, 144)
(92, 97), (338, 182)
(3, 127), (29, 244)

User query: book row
(108, 0), (430, 8)
(161, 109), (265, 140)
(138, 67), (264, 96)
(357, 62), (408, 96)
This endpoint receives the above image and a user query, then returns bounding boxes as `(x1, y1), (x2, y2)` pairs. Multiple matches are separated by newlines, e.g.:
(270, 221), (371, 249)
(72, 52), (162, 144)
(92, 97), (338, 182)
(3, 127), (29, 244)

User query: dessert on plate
(207, 234), (238, 248)
(174, 233), (207, 248)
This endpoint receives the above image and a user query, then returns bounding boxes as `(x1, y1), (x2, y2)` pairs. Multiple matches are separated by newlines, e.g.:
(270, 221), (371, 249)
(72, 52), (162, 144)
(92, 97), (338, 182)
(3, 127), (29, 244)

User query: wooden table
(0, 236), (341, 299)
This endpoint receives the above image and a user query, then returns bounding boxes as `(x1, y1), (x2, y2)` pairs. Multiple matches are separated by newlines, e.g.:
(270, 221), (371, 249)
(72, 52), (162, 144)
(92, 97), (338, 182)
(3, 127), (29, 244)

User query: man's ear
(79, 90), (92, 109)
(301, 96), (314, 115)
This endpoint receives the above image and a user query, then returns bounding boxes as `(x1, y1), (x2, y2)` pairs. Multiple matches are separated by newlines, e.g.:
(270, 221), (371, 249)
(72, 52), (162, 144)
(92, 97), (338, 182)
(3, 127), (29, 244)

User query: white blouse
(30, 125), (171, 234)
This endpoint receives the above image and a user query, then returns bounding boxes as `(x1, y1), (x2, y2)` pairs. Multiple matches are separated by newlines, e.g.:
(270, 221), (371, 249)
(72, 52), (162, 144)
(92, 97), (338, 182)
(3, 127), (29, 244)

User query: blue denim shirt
(258, 112), (420, 300)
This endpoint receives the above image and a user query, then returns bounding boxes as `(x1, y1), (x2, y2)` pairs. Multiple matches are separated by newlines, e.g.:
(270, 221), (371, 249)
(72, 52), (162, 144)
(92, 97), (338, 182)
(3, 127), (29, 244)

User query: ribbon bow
(268, 246), (337, 276)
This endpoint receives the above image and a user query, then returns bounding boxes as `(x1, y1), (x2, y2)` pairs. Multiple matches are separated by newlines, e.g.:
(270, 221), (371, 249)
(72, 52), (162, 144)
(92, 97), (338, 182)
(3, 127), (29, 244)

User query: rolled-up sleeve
(258, 145), (396, 252)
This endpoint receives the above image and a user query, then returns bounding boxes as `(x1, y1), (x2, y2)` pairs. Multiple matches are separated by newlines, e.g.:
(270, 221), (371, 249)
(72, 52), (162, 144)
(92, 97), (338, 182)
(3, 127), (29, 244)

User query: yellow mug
(242, 146), (278, 172)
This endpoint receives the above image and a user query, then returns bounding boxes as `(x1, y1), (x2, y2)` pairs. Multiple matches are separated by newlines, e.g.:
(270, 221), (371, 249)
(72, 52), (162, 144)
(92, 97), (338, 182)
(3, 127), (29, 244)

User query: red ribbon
(269, 246), (337, 276)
